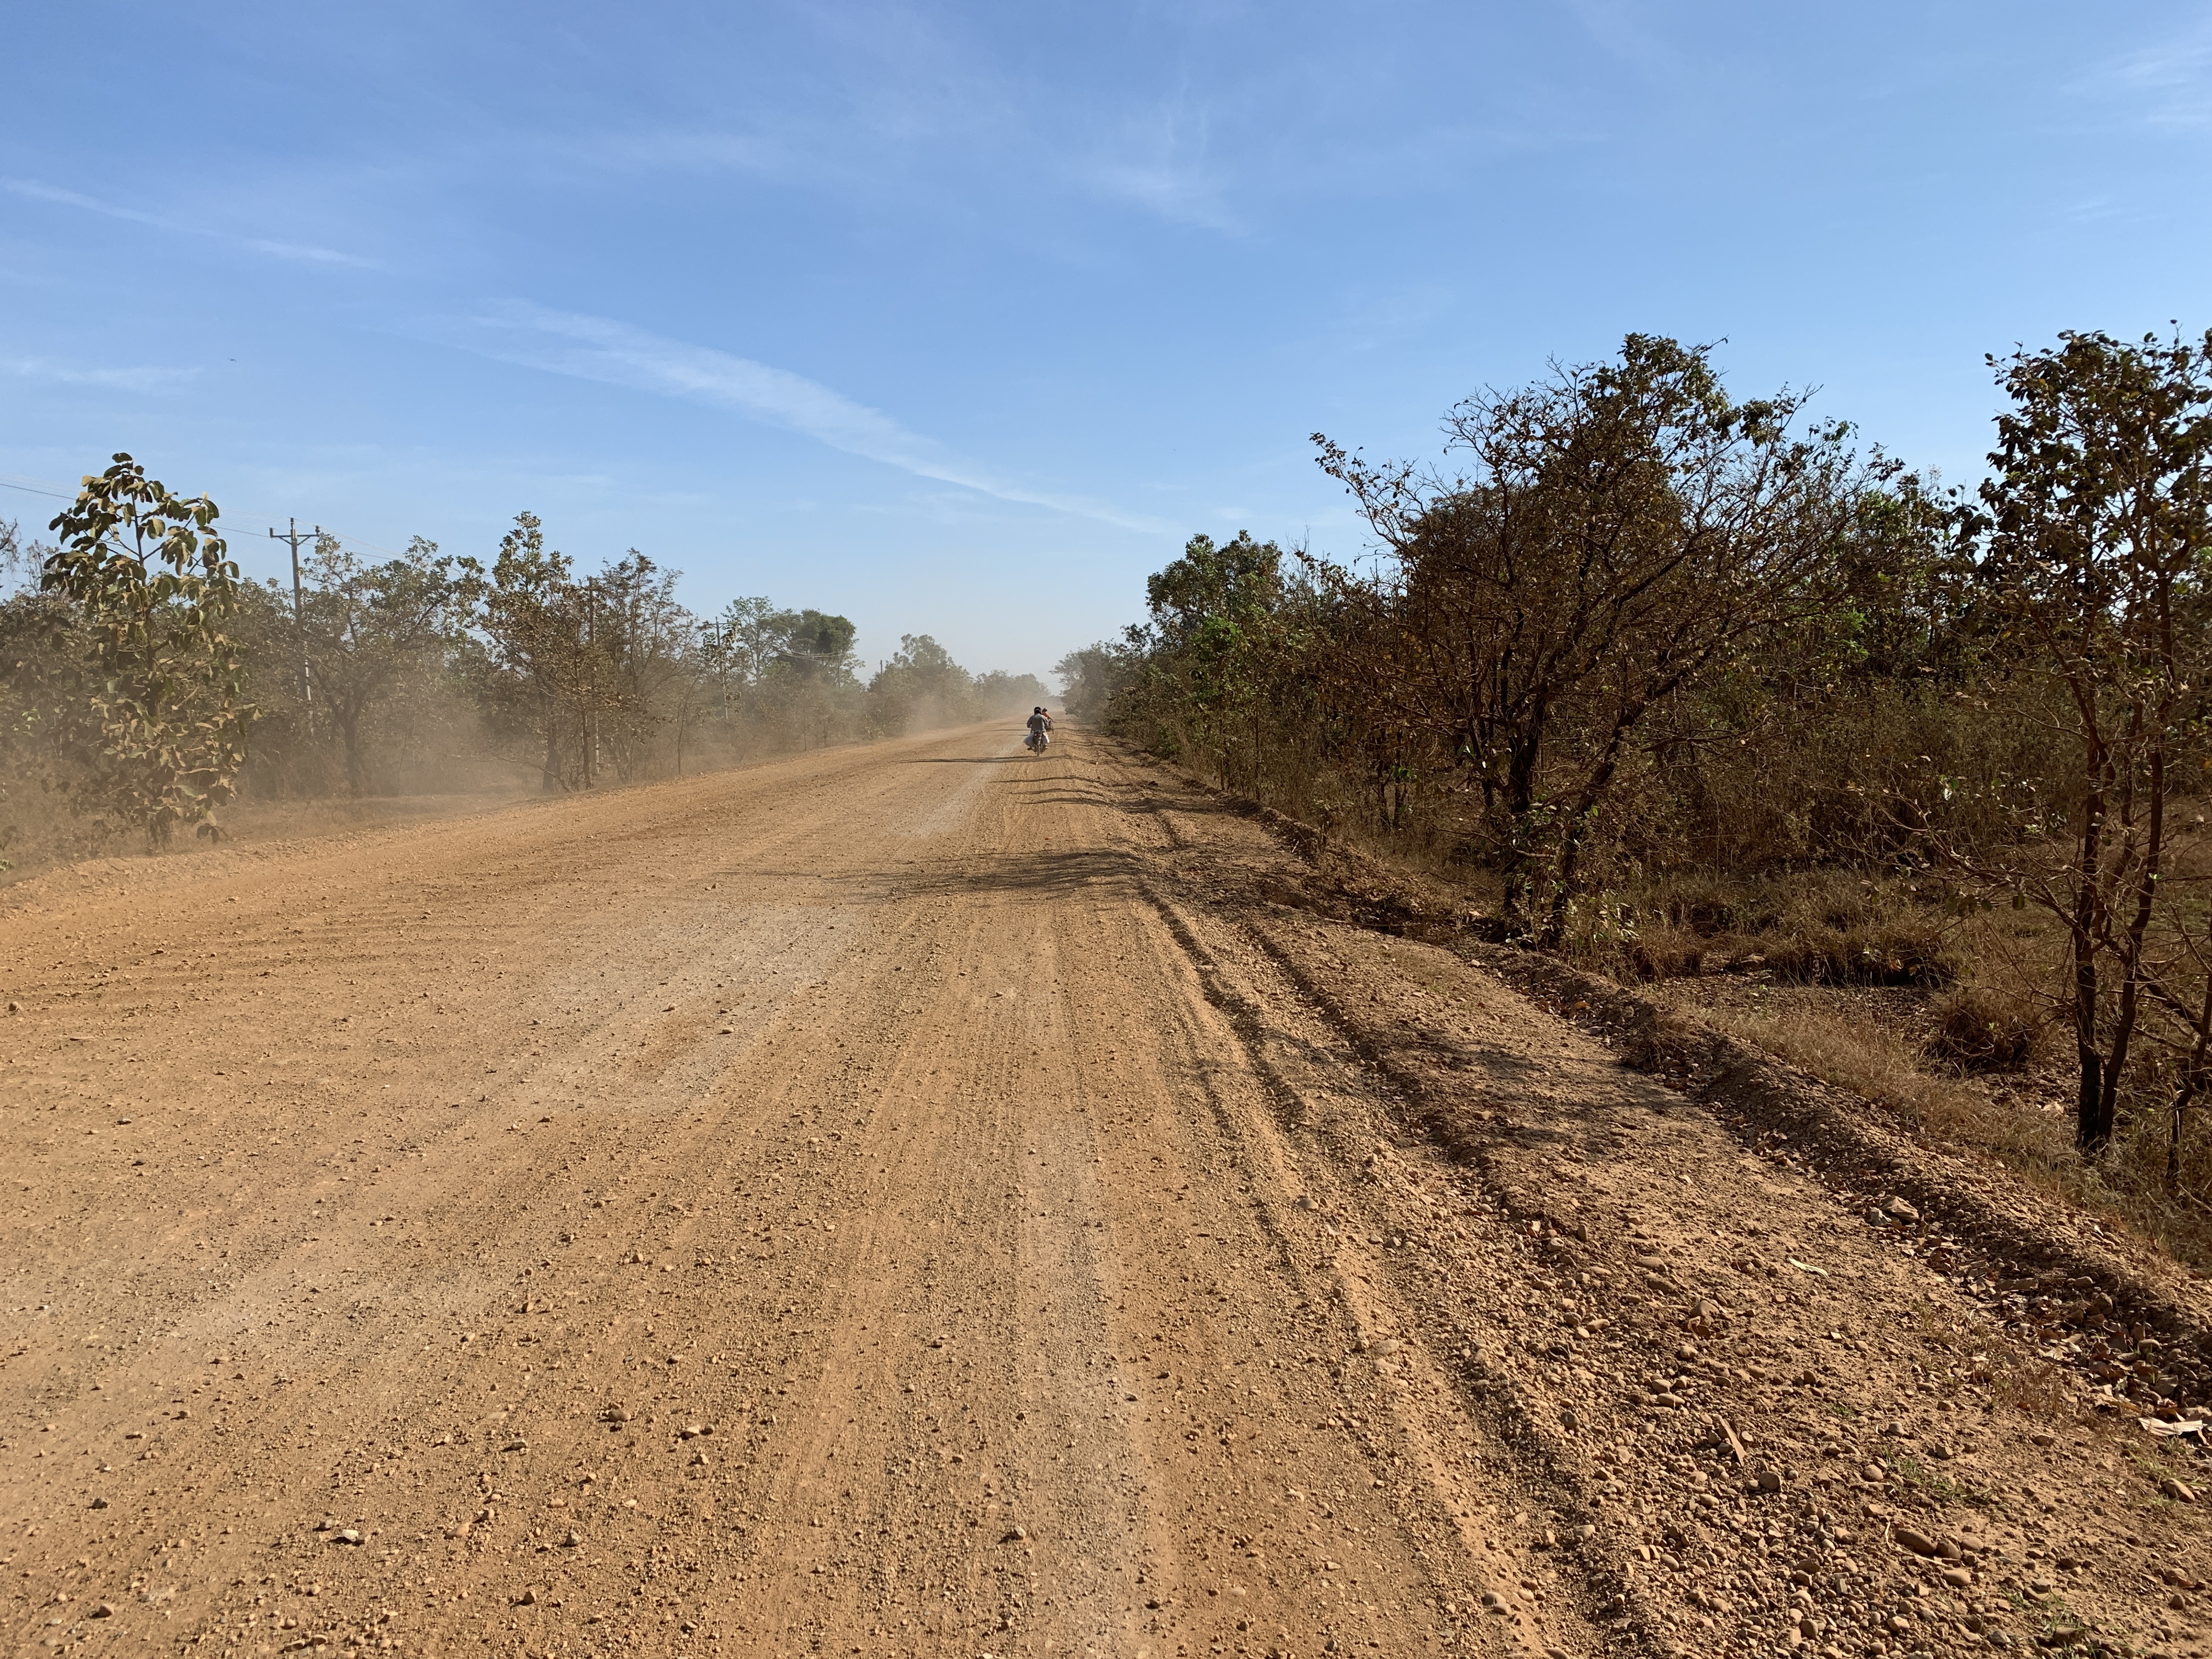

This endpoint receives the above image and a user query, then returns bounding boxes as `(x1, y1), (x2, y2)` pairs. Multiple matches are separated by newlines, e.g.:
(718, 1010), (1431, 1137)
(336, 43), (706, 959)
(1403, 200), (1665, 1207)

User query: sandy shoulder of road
(1, 725), (2206, 1659)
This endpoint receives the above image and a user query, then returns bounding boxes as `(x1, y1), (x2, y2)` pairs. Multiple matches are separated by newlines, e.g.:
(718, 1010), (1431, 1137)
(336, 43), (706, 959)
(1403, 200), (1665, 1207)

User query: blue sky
(5, 2), (2211, 681)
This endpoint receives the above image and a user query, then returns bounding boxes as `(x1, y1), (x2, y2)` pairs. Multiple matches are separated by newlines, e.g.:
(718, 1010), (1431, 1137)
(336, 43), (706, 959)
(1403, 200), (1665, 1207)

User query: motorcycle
(1024, 726), (1050, 755)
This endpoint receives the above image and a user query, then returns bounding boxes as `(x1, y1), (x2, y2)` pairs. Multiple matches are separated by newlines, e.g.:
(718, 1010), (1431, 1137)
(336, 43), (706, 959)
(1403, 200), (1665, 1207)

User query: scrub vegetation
(1, 484), (1043, 871)
(1071, 329), (2212, 1253)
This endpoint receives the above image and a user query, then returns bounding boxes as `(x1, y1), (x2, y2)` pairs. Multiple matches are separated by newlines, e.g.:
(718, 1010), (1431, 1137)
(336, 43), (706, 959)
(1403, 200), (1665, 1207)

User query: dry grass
(1986, 1352), (2076, 1421)
(1566, 869), (1965, 987)
(1687, 994), (2018, 1143)
(1543, 859), (2212, 1267)
(1238, 770), (2212, 1273)
(1675, 988), (2212, 1270)
(1926, 985), (2040, 1072)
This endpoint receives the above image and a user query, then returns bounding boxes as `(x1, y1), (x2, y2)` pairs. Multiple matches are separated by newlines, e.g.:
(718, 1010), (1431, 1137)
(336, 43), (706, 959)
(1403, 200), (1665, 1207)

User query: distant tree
(1053, 643), (1129, 723)
(868, 633), (974, 732)
(587, 551), (694, 783)
(0, 519), (69, 867)
(700, 596), (797, 715)
(973, 669), (1050, 715)
(0, 517), (34, 591)
(41, 454), (253, 848)
(883, 634), (966, 698)
(296, 534), (461, 795)
(783, 609), (857, 678)
(457, 512), (587, 790)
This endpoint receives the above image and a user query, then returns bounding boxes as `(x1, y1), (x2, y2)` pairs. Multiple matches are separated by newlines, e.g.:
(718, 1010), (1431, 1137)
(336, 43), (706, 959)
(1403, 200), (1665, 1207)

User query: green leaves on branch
(295, 533), (461, 797)
(1311, 335), (1901, 945)
(1965, 330), (2212, 1156)
(454, 514), (692, 791)
(41, 453), (252, 849)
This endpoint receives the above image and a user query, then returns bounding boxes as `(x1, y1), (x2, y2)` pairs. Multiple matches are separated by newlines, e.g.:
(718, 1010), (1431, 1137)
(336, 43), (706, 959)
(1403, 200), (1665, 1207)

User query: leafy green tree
(783, 609), (857, 678)
(1119, 532), (1300, 790)
(41, 454), (253, 848)
(1146, 531), (1285, 648)
(1960, 330), (2212, 1154)
(456, 511), (587, 790)
(297, 534), (461, 795)
(1317, 336), (1888, 943)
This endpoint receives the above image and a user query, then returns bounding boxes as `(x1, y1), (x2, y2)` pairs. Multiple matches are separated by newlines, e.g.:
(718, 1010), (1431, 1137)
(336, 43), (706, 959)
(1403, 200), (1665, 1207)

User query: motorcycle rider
(1025, 706), (1053, 751)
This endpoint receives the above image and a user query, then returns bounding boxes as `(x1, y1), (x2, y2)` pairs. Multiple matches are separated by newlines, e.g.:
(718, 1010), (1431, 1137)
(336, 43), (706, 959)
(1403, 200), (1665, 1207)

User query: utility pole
(267, 518), (319, 723)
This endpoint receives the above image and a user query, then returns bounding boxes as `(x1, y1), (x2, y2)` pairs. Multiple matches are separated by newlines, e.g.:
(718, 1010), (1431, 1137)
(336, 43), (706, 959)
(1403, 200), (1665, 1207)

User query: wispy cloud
(565, 128), (795, 177)
(1559, 0), (1685, 82)
(245, 238), (379, 268)
(1336, 281), (1456, 351)
(3, 177), (380, 269)
(7, 356), (200, 393)
(2093, 18), (2212, 126)
(1, 178), (169, 228)
(1090, 156), (1237, 230)
(1085, 98), (1239, 231)
(452, 302), (1172, 534)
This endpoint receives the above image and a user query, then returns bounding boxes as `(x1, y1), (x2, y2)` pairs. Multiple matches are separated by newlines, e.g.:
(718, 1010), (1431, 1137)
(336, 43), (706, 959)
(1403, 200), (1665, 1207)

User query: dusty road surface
(4, 723), (2209, 1659)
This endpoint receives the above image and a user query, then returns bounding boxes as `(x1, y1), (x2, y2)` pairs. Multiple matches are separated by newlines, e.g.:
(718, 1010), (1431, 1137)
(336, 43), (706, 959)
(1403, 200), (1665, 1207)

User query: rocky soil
(0, 725), (2205, 1659)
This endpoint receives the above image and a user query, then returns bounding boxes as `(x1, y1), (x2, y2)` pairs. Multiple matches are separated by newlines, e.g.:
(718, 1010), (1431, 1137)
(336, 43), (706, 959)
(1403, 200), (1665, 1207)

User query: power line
(0, 477), (72, 501)
(0, 470), (411, 561)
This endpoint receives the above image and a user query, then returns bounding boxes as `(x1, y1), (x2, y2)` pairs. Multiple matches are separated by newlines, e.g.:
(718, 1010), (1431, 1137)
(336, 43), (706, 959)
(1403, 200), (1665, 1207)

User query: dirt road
(3, 724), (2207, 1659)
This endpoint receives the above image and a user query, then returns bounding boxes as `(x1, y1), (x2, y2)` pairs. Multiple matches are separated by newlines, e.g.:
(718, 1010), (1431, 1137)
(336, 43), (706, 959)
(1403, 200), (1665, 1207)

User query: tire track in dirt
(1120, 763), (2212, 1659)
(1127, 859), (1606, 1659)
(4, 725), (1538, 1659)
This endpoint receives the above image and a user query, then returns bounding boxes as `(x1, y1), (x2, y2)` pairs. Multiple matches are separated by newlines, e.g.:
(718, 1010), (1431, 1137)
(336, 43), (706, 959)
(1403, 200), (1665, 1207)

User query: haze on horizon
(4, 0), (2209, 678)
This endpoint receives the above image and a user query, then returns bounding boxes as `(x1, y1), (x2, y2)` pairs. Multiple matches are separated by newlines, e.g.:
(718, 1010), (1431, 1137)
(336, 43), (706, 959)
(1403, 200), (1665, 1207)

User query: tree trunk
(2100, 735), (2166, 1151)
(337, 708), (367, 798)
(1498, 718), (1546, 932)
(2072, 774), (2109, 1153)
(1538, 707), (1639, 949)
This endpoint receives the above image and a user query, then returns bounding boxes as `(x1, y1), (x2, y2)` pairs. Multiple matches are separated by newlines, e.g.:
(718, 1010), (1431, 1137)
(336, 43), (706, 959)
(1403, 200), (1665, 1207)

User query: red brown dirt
(2, 723), (2207, 1659)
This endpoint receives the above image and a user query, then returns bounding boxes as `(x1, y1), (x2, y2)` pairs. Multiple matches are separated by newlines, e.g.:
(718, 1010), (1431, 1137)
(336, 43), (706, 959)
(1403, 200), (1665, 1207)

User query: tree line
(1068, 330), (2212, 1178)
(1, 470), (1044, 863)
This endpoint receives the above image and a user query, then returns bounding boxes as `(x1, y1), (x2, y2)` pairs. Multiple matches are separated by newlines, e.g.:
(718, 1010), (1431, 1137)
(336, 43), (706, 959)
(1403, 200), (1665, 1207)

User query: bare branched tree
(1314, 336), (1895, 943)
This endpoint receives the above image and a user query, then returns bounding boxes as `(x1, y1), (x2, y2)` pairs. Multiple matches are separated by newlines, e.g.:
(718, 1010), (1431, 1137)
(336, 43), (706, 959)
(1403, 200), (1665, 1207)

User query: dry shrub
(1927, 986), (2041, 1073)
(1622, 930), (1706, 981)
(1758, 916), (1955, 987)
(1691, 997), (1998, 1138)
(1575, 871), (1961, 987)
